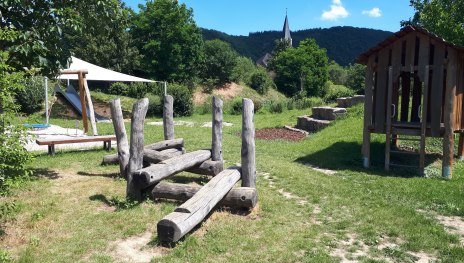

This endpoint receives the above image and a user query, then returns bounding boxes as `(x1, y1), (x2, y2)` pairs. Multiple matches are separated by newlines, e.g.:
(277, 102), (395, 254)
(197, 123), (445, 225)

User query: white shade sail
(57, 56), (154, 82)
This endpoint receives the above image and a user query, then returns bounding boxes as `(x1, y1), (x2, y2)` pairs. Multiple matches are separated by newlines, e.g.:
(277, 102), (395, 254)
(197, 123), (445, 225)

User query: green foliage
(0, 249), (12, 263)
(109, 196), (139, 210)
(227, 97), (243, 115)
(328, 61), (347, 85)
(127, 82), (150, 99)
(263, 100), (285, 113)
(108, 82), (129, 96)
(271, 38), (329, 97)
(15, 76), (45, 115)
(231, 56), (256, 85)
(405, 0), (464, 46)
(250, 67), (273, 95)
(145, 93), (162, 116)
(202, 39), (238, 85)
(323, 82), (354, 103)
(346, 63), (366, 94)
(290, 97), (325, 110)
(194, 95), (213, 115)
(131, 0), (204, 82)
(168, 83), (194, 116)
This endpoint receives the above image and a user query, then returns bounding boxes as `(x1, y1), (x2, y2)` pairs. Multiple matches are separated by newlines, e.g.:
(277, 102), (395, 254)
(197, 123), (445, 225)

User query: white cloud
(362, 7), (382, 18)
(321, 0), (349, 21)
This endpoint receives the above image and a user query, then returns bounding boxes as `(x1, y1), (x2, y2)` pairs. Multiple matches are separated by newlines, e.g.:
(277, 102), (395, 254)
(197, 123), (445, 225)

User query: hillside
(202, 26), (392, 66)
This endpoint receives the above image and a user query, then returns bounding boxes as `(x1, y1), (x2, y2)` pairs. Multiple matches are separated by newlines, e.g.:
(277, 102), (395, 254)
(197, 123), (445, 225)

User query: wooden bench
(36, 135), (116, 155)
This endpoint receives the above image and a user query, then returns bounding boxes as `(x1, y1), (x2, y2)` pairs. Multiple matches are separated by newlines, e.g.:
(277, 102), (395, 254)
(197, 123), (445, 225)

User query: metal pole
(45, 77), (49, 125)
(164, 81), (167, 96)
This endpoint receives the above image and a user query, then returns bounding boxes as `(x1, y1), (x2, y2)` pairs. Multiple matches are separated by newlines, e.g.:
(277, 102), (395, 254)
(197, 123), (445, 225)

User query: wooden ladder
(384, 66), (429, 175)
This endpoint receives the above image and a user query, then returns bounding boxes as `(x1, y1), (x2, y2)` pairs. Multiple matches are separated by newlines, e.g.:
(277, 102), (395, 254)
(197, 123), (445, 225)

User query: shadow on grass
(31, 168), (60, 179)
(77, 171), (119, 178)
(295, 141), (441, 178)
(89, 194), (140, 210)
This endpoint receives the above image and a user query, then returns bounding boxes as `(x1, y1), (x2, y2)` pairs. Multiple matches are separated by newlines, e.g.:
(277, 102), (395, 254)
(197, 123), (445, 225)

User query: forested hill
(202, 26), (392, 66)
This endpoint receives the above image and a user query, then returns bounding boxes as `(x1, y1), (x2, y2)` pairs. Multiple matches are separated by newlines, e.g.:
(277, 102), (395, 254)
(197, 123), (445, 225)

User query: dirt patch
(193, 82), (244, 104)
(436, 214), (464, 245)
(255, 128), (306, 141)
(108, 231), (169, 263)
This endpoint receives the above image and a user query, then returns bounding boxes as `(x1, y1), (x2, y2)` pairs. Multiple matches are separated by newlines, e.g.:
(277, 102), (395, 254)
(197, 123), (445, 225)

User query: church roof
(283, 15), (291, 41)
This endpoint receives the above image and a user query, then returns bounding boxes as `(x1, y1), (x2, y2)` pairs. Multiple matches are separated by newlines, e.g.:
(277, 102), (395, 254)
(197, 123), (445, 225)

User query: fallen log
(157, 167), (241, 242)
(144, 138), (184, 151)
(102, 147), (185, 166)
(186, 160), (224, 176)
(152, 182), (257, 208)
(133, 150), (211, 189)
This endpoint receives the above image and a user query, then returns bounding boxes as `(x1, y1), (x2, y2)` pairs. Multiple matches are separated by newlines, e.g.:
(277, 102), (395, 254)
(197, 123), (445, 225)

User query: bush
(227, 97), (243, 115)
(231, 56), (256, 85)
(264, 100), (285, 113)
(145, 93), (162, 116)
(323, 82), (354, 103)
(194, 95), (213, 115)
(250, 67), (273, 95)
(290, 97), (325, 110)
(168, 83), (194, 116)
(127, 82), (150, 99)
(108, 82), (129, 96)
(15, 75), (45, 114)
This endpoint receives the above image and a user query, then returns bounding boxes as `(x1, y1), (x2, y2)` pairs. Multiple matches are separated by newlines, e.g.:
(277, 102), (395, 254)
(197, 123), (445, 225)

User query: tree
(272, 38), (329, 97)
(404, 0), (464, 45)
(231, 56), (257, 85)
(202, 39), (238, 85)
(346, 63), (366, 94)
(328, 61), (347, 85)
(131, 0), (204, 82)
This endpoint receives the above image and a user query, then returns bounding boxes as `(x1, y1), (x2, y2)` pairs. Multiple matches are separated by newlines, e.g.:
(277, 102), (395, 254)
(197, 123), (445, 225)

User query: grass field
(2, 104), (464, 262)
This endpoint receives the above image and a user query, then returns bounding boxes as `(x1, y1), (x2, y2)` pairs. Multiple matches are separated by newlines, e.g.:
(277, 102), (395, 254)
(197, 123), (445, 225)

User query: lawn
(2, 105), (464, 262)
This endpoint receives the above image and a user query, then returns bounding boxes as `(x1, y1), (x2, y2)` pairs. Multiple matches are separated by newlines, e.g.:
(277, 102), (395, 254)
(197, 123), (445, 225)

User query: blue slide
(54, 86), (110, 122)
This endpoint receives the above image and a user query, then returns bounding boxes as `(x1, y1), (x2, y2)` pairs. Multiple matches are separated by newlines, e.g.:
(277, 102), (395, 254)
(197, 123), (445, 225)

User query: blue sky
(124, 0), (415, 36)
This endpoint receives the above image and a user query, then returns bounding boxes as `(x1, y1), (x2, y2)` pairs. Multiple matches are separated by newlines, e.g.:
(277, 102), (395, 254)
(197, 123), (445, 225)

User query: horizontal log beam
(132, 150), (211, 189)
(152, 182), (257, 208)
(59, 69), (88, 75)
(101, 148), (184, 165)
(186, 160), (224, 176)
(144, 138), (184, 151)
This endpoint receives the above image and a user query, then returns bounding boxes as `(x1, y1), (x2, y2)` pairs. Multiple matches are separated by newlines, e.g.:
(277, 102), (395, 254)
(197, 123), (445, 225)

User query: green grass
(2, 104), (464, 262)
(91, 91), (137, 113)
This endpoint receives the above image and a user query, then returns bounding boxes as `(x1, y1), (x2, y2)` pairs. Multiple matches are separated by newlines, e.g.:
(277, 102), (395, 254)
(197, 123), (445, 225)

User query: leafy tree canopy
(404, 0), (464, 45)
(202, 39), (238, 85)
(131, 0), (204, 82)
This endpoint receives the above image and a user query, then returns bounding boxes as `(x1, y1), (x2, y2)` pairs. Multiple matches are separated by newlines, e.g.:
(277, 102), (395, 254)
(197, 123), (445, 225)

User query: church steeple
(282, 9), (292, 47)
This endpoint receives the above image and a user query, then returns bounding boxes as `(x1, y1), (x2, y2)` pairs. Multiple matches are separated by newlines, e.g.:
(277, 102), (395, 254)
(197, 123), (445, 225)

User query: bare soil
(255, 128), (306, 141)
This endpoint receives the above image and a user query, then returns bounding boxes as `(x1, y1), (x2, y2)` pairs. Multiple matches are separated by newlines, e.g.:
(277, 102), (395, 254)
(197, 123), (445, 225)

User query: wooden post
(77, 72), (89, 133)
(163, 95), (174, 140)
(419, 66), (430, 175)
(458, 133), (464, 161)
(384, 67), (394, 171)
(110, 99), (130, 179)
(127, 98), (149, 199)
(442, 50), (457, 179)
(362, 56), (375, 168)
(83, 75), (98, 136)
(212, 96), (223, 161)
(241, 98), (256, 188)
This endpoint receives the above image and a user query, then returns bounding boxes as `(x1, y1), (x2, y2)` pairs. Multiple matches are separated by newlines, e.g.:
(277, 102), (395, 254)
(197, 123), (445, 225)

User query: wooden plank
(157, 167), (241, 242)
(420, 66), (430, 174)
(405, 33), (417, 70)
(442, 48), (457, 178)
(110, 98), (130, 178)
(83, 75), (98, 136)
(410, 75), (422, 123)
(212, 96), (223, 161)
(175, 167), (241, 213)
(417, 34), (430, 82)
(132, 150), (212, 189)
(78, 72), (89, 133)
(391, 39), (403, 80)
(241, 98), (256, 187)
(36, 135), (116, 145)
(163, 95), (174, 140)
(127, 98), (149, 199)
(144, 138), (184, 151)
(375, 48), (389, 132)
(430, 41), (446, 136)
(384, 67), (394, 171)
(152, 182), (257, 208)
(362, 55), (375, 168)
(400, 72), (411, 122)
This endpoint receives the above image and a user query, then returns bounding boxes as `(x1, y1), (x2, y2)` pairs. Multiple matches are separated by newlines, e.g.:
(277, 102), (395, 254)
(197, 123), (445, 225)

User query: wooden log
(211, 96), (223, 161)
(144, 138), (184, 151)
(102, 148), (184, 166)
(151, 182), (257, 208)
(110, 99), (130, 177)
(458, 134), (464, 161)
(78, 72), (89, 133)
(83, 75), (98, 136)
(127, 98), (149, 198)
(362, 55), (375, 168)
(102, 153), (119, 165)
(442, 48), (457, 179)
(384, 67), (394, 171)
(241, 98), (256, 187)
(157, 167), (241, 242)
(132, 150), (211, 190)
(163, 95), (174, 140)
(60, 69), (88, 75)
(186, 160), (224, 176)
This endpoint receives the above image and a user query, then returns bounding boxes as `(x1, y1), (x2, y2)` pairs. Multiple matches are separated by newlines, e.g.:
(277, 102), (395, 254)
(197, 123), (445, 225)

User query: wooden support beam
(127, 98), (149, 199)
(163, 95), (174, 140)
(102, 148), (184, 166)
(144, 138), (184, 151)
(110, 99), (130, 178)
(132, 150), (211, 190)
(384, 67), (394, 171)
(442, 49), (457, 179)
(186, 160), (224, 176)
(157, 167), (241, 242)
(59, 69), (88, 75)
(420, 66), (430, 175)
(83, 74), (98, 136)
(152, 182), (257, 209)
(77, 72), (89, 133)
(362, 56), (375, 168)
(458, 134), (464, 161)
(241, 98), (256, 187)
(211, 96), (223, 161)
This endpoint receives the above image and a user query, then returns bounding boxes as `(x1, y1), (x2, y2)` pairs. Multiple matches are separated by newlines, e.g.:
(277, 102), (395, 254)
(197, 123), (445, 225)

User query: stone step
(337, 95), (365, 108)
(311, 106), (347, 121)
(296, 116), (331, 133)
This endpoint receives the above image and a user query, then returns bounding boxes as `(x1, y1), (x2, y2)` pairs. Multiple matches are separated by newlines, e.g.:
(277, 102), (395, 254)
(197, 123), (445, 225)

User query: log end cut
(157, 217), (184, 243)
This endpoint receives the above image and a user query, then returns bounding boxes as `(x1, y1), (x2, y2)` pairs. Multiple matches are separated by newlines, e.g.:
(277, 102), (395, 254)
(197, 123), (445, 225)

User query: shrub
(227, 97), (243, 115)
(250, 67), (273, 95)
(231, 56), (256, 85)
(265, 100), (285, 113)
(145, 93), (162, 116)
(108, 82), (129, 96)
(168, 83), (194, 116)
(15, 75), (44, 114)
(290, 97), (325, 110)
(323, 82), (354, 103)
(194, 95), (213, 115)
(127, 82), (149, 99)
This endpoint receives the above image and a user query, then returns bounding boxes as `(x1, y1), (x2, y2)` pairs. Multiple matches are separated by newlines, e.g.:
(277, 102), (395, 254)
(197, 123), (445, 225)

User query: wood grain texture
(431, 41), (446, 136)
(442, 48), (457, 178)
(78, 72), (88, 133)
(144, 138), (184, 151)
(241, 98), (256, 187)
(362, 55), (375, 167)
(212, 96), (223, 161)
(163, 95), (174, 140)
(110, 99), (130, 178)
(83, 75), (98, 136)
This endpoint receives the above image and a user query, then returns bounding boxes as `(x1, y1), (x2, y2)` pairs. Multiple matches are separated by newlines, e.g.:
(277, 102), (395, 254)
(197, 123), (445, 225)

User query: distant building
(256, 12), (292, 67)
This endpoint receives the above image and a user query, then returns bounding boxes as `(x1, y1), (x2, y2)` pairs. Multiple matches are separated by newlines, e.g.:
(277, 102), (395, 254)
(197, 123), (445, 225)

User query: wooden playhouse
(357, 26), (464, 178)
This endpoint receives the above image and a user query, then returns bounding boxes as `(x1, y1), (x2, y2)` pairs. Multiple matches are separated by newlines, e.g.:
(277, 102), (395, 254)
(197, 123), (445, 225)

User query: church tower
(282, 11), (292, 47)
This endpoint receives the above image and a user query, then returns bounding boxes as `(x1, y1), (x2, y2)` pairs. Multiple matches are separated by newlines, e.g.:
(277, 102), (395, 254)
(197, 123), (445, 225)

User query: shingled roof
(282, 14), (292, 44)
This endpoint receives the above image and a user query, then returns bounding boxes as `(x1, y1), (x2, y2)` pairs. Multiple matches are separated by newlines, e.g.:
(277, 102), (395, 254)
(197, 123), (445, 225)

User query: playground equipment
(111, 96), (257, 242)
(357, 26), (464, 178)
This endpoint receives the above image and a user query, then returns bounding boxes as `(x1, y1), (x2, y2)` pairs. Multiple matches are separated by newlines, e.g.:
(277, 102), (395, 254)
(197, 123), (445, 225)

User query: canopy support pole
(45, 77), (49, 125)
